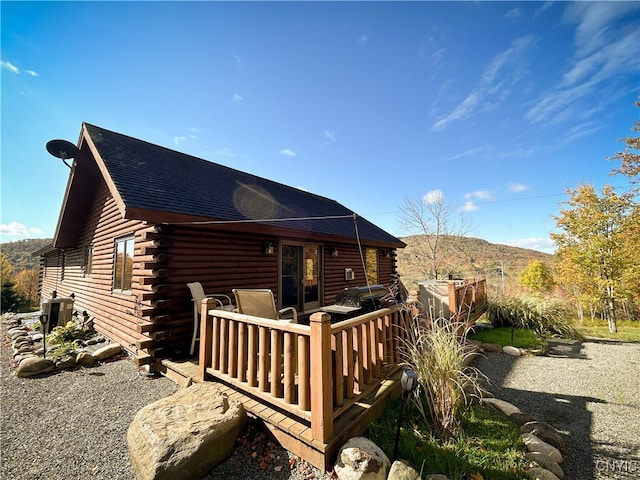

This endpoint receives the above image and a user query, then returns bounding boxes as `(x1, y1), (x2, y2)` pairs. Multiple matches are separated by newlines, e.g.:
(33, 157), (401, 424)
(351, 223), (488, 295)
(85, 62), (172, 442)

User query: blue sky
(1, 1), (639, 254)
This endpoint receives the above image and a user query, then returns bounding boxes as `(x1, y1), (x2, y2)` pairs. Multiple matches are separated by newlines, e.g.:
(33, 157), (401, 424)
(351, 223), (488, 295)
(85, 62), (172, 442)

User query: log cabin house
(35, 122), (406, 367)
(35, 123), (491, 470)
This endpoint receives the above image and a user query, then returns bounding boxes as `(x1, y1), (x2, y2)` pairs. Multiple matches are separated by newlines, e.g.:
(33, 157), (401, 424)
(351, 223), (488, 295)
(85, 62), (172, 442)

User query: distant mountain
(1, 238), (52, 271)
(397, 235), (553, 288)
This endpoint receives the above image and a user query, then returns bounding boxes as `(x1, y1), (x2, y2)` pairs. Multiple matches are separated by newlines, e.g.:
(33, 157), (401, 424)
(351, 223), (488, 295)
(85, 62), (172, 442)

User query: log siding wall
(39, 187), (399, 364)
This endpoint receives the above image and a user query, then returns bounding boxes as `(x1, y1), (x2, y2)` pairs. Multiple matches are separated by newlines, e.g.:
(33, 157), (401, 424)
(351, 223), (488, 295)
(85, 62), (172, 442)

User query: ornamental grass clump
(487, 295), (583, 340)
(402, 320), (484, 439)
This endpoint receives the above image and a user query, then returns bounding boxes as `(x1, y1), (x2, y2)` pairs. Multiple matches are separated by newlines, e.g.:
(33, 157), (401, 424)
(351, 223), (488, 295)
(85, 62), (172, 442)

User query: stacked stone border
(3, 312), (123, 377)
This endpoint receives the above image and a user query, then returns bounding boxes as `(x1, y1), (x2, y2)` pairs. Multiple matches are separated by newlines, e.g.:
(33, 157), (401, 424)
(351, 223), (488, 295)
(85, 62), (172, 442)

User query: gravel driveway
(474, 340), (640, 480)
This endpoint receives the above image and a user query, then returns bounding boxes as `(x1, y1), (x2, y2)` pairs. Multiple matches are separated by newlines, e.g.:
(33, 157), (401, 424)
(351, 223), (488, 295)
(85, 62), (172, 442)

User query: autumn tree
(0, 254), (27, 313)
(399, 190), (475, 280)
(13, 269), (39, 308)
(610, 101), (640, 190)
(520, 260), (553, 294)
(552, 184), (635, 332)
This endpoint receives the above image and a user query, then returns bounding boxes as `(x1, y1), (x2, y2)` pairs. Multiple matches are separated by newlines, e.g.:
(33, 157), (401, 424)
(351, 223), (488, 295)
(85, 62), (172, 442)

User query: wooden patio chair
(187, 282), (234, 355)
(232, 288), (297, 323)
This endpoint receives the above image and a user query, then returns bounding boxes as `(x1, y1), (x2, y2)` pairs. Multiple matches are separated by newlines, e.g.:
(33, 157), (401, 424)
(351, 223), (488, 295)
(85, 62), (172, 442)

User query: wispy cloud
(423, 189), (444, 204)
(357, 34), (369, 45)
(464, 190), (492, 201)
(461, 201), (479, 212)
(232, 93), (243, 102)
(1, 60), (38, 76)
(508, 182), (528, 193)
(174, 136), (186, 145)
(0, 221), (42, 237)
(280, 148), (296, 157)
(504, 8), (521, 21)
(525, 2), (640, 125)
(1, 61), (19, 74)
(324, 130), (336, 143)
(432, 35), (537, 131)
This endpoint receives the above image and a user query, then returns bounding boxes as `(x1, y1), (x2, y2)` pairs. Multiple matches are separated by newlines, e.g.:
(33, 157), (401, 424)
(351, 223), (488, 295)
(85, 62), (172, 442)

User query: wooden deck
(155, 355), (402, 471)
(155, 303), (413, 471)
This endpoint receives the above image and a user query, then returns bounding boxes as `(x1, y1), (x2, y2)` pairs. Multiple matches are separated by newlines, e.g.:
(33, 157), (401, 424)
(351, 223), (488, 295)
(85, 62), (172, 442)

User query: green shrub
(47, 321), (82, 345)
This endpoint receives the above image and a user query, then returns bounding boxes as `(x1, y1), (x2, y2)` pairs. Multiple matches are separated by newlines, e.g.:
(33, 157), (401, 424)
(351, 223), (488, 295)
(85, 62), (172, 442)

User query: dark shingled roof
(84, 123), (403, 246)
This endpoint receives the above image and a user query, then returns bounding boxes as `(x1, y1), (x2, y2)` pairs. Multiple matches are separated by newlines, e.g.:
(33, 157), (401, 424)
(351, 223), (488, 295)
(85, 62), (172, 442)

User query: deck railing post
(199, 298), (215, 381)
(310, 311), (333, 443)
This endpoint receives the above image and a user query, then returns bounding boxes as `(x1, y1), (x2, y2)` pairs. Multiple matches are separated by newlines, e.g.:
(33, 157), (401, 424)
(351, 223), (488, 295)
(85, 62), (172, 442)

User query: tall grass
(487, 295), (584, 340)
(401, 320), (484, 438)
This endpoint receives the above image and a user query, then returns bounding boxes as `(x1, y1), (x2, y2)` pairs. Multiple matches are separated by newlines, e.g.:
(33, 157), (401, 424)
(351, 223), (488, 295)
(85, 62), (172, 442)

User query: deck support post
(310, 311), (333, 443)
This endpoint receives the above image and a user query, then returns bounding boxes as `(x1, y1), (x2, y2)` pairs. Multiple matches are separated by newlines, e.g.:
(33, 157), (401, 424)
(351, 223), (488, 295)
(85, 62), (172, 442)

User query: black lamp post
(393, 368), (419, 460)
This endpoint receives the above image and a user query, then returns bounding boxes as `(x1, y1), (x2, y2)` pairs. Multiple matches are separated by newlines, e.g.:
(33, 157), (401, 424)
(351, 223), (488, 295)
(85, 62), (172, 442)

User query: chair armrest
(278, 307), (298, 323)
(206, 294), (233, 306)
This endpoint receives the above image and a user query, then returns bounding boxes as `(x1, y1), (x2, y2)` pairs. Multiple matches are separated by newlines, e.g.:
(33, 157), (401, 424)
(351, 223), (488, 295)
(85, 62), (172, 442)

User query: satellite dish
(46, 139), (78, 168)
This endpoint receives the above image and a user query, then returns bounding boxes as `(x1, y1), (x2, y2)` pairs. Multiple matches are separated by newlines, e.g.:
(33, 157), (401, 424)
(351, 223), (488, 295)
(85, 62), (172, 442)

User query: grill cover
(334, 285), (387, 312)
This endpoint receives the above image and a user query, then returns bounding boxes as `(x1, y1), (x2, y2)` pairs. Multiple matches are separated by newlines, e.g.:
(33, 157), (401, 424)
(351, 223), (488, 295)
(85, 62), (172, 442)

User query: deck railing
(199, 300), (414, 444)
(449, 277), (487, 325)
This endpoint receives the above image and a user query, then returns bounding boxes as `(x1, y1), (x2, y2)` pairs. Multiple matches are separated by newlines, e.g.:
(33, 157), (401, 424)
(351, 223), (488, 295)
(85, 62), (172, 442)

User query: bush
(487, 295), (583, 340)
(401, 320), (484, 438)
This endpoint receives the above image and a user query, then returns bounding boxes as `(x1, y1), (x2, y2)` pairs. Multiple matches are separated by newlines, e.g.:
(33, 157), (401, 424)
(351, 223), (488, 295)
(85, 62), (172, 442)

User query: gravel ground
(0, 315), (331, 480)
(474, 340), (640, 480)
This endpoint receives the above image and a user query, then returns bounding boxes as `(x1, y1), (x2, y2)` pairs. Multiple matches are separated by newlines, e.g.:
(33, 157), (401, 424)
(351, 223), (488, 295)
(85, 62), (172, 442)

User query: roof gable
(57, 123), (404, 247)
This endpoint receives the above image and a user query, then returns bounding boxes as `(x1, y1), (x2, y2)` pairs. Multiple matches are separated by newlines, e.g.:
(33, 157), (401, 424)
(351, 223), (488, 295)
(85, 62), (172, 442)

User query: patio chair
(187, 282), (234, 356)
(232, 288), (297, 323)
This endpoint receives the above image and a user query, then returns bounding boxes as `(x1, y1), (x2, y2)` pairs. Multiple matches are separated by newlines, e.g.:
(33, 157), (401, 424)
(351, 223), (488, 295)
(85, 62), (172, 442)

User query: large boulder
(334, 437), (390, 480)
(127, 383), (246, 480)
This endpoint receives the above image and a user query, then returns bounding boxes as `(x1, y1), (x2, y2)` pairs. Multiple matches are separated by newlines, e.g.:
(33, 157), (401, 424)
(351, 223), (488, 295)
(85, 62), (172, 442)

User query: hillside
(397, 235), (553, 289)
(1, 238), (52, 271)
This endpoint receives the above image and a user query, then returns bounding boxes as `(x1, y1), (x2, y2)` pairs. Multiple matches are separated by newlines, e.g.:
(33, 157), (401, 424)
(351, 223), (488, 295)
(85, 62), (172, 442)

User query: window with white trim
(113, 236), (134, 292)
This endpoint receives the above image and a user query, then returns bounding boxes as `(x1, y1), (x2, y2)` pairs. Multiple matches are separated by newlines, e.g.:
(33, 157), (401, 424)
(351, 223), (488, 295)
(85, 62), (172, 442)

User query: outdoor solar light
(393, 368), (419, 460)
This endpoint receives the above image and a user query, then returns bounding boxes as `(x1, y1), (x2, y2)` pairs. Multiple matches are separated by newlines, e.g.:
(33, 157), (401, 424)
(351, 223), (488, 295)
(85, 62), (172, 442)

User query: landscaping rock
(509, 412), (537, 426)
(55, 356), (76, 370)
(526, 452), (564, 479)
(93, 343), (122, 361)
(481, 342), (502, 353)
(425, 476), (450, 480)
(334, 437), (390, 480)
(503, 345), (522, 356)
(526, 467), (561, 480)
(76, 351), (96, 367)
(388, 459), (420, 480)
(521, 421), (567, 455)
(481, 397), (522, 417)
(127, 383), (246, 480)
(521, 433), (563, 464)
(15, 357), (55, 377)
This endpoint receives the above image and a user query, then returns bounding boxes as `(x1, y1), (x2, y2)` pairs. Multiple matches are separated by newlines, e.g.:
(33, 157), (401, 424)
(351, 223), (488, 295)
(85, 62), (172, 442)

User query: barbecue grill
(334, 285), (387, 314)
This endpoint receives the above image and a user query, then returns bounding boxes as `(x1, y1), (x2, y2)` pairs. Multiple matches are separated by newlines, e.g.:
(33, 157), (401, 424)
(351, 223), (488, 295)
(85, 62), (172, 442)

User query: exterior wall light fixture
(264, 241), (275, 255)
